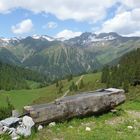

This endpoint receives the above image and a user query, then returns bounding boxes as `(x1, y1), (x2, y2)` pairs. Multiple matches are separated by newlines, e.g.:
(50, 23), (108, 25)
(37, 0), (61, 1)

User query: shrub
(0, 97), (14, 120)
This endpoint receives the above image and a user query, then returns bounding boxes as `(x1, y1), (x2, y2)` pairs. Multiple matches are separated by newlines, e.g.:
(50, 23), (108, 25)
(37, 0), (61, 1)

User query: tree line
(101, 48), (140, 92)
(0, 62), (48, 90)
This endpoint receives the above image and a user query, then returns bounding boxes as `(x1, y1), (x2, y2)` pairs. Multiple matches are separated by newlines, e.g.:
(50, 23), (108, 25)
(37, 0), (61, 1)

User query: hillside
(0, 73), (102, 109)
(0, 72), (140, 140)
(0, 32), (140, 79)
(0, 49), (140, 139)
(0, 61), (48, 90)
(101, 48), (140, 90)
(0, 36), (140, 140)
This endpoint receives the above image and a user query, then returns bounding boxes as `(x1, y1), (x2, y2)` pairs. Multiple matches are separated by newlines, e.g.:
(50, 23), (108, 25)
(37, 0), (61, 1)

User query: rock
(11, 131), (20, 140)
(0, 117), (20, 127)
(49, 122), (56, 127)
(2, 126), (9, 132)
(85, 127), (91, 131)
(8, 127), (16, 134)
(0, 125), (4, 135)
(16, 125), (31, 137)
(12, 110), (19, 118)
(127, 126), (133, 129)
(134, 120), (137, 123)
(38, 125), (43, 131)
(16, 116), (34, 137)
(0, 123), (4, 134)
(68, 125), (73, 128)
(0, 130), (4, 135)
(111, 109), (117, 113)
(22, 116), (34, 128)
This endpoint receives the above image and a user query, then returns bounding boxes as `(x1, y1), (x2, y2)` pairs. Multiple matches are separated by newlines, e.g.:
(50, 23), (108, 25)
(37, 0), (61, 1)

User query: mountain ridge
(1, 32), (140, 45)
(0, 32), (140, 80)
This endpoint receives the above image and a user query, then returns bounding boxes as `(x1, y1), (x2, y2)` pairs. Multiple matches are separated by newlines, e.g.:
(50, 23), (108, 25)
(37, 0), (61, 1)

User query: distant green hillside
(0, 32), (140, 80)
(1, 72), (140, 140)
(101, 48), (140, 91)
(0, 73), (103, 110)
(0, 62), (48, 90)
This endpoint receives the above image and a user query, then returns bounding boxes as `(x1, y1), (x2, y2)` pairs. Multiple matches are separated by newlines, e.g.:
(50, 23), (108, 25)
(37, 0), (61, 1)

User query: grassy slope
(0, 76), (79, 110)
(0, 72), (140, 140)
(30, 73), (140, 140)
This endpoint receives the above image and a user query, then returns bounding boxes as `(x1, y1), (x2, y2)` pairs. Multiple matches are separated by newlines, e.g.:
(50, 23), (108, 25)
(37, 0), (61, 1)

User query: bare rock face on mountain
(24, 88), (126, 124)
(0, 32), (140, 80)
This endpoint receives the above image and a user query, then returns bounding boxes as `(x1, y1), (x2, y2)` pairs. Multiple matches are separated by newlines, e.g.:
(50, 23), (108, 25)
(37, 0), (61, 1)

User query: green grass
(0, 72), (140, 140)
(121, 85), (140, 111)
(0, 75), (80, 111)
(26, 80), (40, 89)
(68, 72), (106, 96)
(26, 110), (140, 140)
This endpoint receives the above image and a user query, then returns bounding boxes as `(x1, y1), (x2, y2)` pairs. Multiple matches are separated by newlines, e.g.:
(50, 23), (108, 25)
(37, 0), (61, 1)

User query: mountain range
(0, 32), (140, 80)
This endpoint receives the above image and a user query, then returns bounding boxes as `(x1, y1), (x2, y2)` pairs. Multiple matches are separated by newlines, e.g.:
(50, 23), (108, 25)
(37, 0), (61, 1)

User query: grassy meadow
(0, 72), (140, 140)
(0, 75), (80, 110)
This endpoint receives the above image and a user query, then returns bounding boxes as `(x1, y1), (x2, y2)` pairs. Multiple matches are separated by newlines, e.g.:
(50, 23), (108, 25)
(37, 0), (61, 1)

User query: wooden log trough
(23, 88), (126, 124)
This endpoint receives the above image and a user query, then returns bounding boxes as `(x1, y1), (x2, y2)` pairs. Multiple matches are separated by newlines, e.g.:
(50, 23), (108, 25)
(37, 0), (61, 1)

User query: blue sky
(0, 0), (140, 38)
(0, 9), (93, 38)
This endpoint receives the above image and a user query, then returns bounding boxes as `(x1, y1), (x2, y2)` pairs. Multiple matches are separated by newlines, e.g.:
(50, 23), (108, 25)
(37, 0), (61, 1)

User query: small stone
(2, 126), (9, 132)
(85, 127), (91, 131)
(111, 109), (117, 113)
(0, 127), (4, 135)
(12, 110), (19, 117)
(134, 120), (137, 122)
(49, 122), (56, 127)
(53, 138), (59, 140)
(8, 128), (16, 134)
(11, 131), (20, 140)
(16, 125), (31, 137)
(22, 116), (35, 128)
(0, 123), (4, 134)
(127, 126), (133, 129)
(38, 125), (43, 131)
(68, 125), (73, 128)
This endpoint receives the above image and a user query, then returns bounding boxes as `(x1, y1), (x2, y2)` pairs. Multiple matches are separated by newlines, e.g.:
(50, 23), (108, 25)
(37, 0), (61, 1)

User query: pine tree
(123, 80), (129, 93)
(67, 74), (73, 81)
(101, 66), (110, 83)
(56, 80), (59, 87)
(79, 79), (84, 89)
(58, 81), (63, 93)
(69, 82), (78, 91)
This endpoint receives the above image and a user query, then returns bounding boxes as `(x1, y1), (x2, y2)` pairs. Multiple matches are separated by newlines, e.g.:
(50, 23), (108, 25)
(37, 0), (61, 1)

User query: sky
(0, 0), (140, 39)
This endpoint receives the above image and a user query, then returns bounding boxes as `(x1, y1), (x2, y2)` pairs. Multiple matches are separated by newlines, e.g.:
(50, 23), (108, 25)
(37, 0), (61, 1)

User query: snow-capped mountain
(0, 32), (140, 80)
(32, 35), (55, 41)
(64, 32), (121, 47)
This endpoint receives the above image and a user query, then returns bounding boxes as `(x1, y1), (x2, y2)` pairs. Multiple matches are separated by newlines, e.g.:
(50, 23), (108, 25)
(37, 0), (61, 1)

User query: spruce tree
(79, 79), (84, 89)
(101, 66), (110, 83)
(123, 80), (129, 93)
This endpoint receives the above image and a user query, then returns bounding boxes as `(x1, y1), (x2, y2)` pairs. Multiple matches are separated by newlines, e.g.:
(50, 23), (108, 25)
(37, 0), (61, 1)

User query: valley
(0, 72), (140, 140)
(0, 32), (140, 80)
(0, 33), (140, 140)
(1, 1), (140, 139)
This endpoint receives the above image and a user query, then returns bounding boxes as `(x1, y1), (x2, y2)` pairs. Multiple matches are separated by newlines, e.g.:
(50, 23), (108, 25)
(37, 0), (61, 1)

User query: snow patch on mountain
(32, 35), (55, 41)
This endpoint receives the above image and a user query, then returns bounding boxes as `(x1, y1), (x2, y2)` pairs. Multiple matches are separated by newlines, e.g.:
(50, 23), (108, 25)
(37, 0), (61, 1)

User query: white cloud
(1, 0), (140, 36)
(0, 0), (116, 22)
(11, 19), (33, 34)
(119, 0), (140, 9)
(97, 8), (140, 36)
(43, 21), (58, 29)
(56, 29), (82, 39)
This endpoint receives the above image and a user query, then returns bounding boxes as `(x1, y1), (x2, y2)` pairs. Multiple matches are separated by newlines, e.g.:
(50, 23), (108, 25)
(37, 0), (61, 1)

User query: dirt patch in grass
(105, 116), (125, 125)
(127, 110), (140, 119)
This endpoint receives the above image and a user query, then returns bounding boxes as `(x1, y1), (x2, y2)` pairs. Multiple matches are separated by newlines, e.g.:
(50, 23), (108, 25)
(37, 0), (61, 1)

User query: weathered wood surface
(24, 88), (126, 124)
